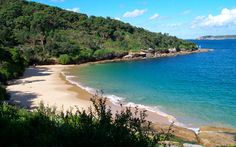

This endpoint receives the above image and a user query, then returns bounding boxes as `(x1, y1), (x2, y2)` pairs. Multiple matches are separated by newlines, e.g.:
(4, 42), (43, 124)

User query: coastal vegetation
(0, 47), (26, 100)
(0, 95), (175, 146)
(0, 0), (197, 65)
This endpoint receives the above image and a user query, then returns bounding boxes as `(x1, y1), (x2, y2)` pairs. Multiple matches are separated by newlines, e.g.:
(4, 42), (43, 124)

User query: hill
(0, 0), (197, 64)
(198, 35), (236, 40)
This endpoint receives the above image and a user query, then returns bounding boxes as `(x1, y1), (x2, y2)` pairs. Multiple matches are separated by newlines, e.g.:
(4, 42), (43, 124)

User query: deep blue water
(67, 40), (236, 128)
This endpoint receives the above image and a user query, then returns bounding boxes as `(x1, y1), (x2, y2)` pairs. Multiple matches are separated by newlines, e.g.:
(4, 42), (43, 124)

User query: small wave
(61, 71), (192, 128)
(61, 71), (97, 94)
(124, 102), (177, 123)
(188, 127), (200, 134)
(104, 94), (125, 104)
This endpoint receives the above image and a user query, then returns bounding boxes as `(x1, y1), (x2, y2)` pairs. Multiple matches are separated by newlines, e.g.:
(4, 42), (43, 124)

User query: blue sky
(31, 0), (236, 39)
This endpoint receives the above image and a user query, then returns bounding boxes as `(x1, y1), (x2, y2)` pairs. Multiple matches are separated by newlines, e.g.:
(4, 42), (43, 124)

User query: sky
(30, 0), (236, 39)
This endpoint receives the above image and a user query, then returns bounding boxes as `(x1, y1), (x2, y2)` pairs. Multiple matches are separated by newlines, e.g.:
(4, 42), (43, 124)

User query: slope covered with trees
(0, 0), (197, 64)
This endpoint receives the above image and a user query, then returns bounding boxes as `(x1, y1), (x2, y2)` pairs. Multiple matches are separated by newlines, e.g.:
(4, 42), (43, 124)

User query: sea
(63, 40), (236, 128)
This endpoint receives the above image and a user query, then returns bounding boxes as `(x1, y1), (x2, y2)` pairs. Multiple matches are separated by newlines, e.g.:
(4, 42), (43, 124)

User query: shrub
(93, 49), (127, 60)
(58, 54), (71, 64)
(0, 93), (174, 146)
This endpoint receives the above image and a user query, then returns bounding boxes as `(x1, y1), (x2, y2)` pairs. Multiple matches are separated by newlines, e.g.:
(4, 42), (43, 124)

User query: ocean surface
(65, 40), (236, 128)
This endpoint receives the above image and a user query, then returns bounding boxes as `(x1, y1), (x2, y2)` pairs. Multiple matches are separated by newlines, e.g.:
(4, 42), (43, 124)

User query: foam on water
(61, 71), (193, 129)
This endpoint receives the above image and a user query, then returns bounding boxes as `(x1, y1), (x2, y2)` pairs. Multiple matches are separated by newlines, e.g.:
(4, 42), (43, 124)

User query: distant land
(197, 35), (236, 40)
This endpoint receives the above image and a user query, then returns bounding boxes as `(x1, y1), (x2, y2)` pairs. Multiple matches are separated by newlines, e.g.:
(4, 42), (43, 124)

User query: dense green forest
(0, 0), (197, 64)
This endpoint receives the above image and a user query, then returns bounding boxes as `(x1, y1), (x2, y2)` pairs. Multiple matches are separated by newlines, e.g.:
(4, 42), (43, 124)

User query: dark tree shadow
(9, 79), (46, 85)
(23, 67), (53, 78)
(7, 90), (39, 110)
(8, 66), (53, 85)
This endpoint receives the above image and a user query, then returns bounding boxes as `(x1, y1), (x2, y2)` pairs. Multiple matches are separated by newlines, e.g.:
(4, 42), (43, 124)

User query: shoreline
(6, 49), (236, 146)
(61, 67), (177, 126)
(80, 48), (212, 66)
(7, 49), (211, 125)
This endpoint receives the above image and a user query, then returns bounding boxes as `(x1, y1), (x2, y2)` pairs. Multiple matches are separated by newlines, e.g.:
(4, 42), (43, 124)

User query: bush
(0, 47), (25, 84)
(0, 93), (174, 146)
(58, 54), (71, 64)
(0, 85), (9, 100)
(93, 49), (127, 60)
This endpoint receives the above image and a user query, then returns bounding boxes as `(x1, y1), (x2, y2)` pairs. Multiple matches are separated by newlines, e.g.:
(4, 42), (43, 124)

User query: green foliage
(0, 94), (174, 146)
(0, 47), (25, 100)
(0, 0), (198, 65)
(58, 54), (71, 65)
(0, 47), (26, 84)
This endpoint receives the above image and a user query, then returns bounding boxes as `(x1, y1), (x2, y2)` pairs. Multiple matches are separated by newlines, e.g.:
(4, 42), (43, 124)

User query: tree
(58, 54), (71, 64)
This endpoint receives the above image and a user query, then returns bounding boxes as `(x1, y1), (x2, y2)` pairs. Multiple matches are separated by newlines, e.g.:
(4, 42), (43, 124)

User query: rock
(183, 143), (203, 147)
(123, 54), (133, 59)
(152, 123), (199, 143)
(158, 141), (180, 147)
(148, 48), (155, 53)
(123, 51), (146, 59)
(146, 53), (154, 58)
(168, 48), (177, 53)
(198, 126), (236, 147)
(139, 51), (146, 57)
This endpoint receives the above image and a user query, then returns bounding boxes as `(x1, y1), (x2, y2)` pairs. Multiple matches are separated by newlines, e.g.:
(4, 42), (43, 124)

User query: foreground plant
(0, 93), (174, 146)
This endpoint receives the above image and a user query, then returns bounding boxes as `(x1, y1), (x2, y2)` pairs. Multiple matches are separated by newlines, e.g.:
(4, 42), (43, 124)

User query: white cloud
(114, 17), (121, 21)
(149, 13), (160, 20)
(66, 7), (80, 13)
(192, 8), (236, 28)
(181, 9), (191, 15)
(123, 9), (147, 18)
(165, 23), (182, 28)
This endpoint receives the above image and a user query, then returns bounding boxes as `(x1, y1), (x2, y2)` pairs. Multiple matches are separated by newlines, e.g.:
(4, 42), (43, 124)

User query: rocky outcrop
(152, 123), (199, 143)
(168, 48), (177, 53)
(152, 124), (236, 146)
(122, 48), (210, 60)
(123, 51), (146, 59)
(198, 126), (236, 147)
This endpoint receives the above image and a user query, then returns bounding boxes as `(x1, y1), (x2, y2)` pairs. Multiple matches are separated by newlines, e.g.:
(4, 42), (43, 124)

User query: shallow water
(65, 40), (236, 128)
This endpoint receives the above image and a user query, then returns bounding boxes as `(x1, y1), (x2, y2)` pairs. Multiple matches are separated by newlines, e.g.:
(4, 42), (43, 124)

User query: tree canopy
(0, 0), (197, 64)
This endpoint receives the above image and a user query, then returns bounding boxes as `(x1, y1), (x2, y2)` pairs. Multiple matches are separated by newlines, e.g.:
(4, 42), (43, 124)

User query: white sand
(7, 65), (92, 111)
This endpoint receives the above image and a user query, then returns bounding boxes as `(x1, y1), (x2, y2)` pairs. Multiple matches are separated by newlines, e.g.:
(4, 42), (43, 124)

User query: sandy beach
(7, 65), (92, 111)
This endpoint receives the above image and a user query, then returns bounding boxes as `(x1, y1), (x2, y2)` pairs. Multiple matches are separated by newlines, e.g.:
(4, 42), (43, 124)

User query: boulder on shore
(152, 123), (199, 143)
(198, 126), (236, 147)
(123, 51), (146, 59)
(168, 48), (177, 53)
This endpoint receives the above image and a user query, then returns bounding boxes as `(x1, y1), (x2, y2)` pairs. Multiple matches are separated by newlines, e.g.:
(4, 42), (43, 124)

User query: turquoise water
(66, 40), (236, 128)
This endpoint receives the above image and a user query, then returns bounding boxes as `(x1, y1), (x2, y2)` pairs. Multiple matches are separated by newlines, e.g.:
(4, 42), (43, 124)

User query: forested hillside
(0, 0), (197, 64)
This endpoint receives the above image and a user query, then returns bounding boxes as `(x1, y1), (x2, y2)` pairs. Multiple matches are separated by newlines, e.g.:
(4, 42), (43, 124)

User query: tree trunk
(40, 33), (45, 51)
